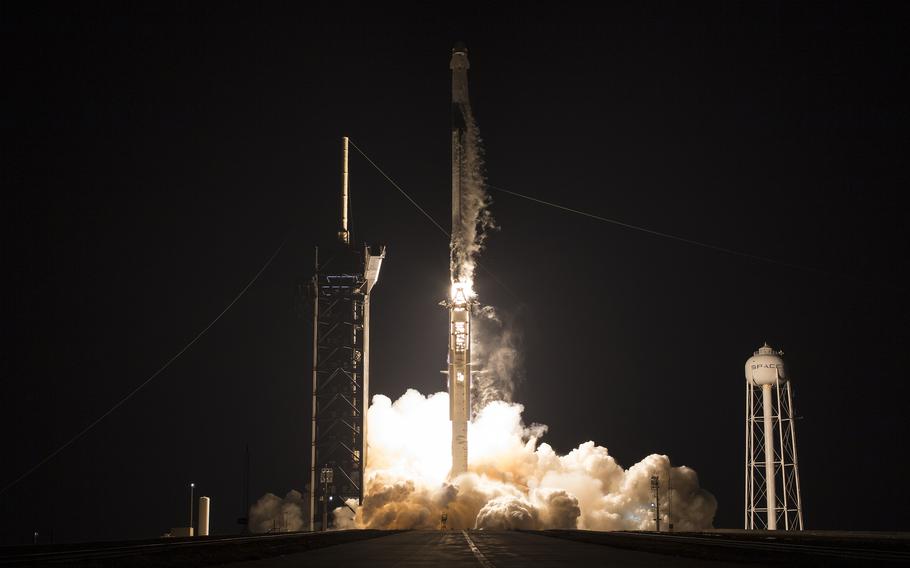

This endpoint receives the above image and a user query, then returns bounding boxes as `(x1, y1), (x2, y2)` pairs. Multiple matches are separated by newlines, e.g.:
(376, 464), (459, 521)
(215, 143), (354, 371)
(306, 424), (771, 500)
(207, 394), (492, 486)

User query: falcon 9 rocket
(446, 43), (473, 477)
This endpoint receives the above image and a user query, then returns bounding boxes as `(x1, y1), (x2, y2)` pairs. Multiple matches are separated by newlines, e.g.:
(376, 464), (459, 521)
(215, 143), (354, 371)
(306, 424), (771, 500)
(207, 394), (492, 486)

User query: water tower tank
(745, 342), (787, 386)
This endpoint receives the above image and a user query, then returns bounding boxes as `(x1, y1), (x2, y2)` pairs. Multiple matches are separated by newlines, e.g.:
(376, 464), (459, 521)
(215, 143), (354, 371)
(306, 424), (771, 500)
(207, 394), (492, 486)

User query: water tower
(744, 343), (804, 530)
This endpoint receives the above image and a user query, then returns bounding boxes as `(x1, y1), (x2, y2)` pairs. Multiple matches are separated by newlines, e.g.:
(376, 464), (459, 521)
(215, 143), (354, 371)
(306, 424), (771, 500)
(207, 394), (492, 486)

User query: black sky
(2, 2), (908, 543)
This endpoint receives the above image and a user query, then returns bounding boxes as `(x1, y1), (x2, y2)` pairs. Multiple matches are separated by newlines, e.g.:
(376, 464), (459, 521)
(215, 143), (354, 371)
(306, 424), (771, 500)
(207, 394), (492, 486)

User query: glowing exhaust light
(367, 391), (453, 484)
(450, 280), (475, 304)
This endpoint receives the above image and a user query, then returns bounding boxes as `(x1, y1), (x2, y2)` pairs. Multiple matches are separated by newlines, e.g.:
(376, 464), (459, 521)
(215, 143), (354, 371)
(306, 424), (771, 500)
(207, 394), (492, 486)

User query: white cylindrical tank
(745, 342), (787, 386)
(198, 496), (210, 536)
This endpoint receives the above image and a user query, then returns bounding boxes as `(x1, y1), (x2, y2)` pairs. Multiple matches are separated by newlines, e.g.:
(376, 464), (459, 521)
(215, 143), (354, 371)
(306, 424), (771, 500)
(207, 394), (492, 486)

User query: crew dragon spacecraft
(443, 42), (475, 477)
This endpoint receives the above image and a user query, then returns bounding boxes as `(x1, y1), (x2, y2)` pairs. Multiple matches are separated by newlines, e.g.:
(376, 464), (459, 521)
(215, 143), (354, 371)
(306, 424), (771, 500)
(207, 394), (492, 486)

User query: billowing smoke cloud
(472, 306), (521, 412)
(338, 390), (717, 531)
(249, 489), (307, 533)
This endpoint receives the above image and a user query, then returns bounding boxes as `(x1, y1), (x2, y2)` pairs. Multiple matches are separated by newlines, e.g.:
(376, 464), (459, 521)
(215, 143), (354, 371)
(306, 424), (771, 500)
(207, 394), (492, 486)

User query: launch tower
(309, 137), (385, 530)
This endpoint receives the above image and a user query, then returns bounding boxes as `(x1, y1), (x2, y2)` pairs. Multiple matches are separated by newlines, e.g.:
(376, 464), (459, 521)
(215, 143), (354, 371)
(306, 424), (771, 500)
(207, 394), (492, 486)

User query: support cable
(0, 233), (291, 497)
(348, 140), (522, 303)
(347, 139), (449, 239)
(349, 141), (900, 292)
(489, 184), (802, 268)
(488, 184), (902, 291)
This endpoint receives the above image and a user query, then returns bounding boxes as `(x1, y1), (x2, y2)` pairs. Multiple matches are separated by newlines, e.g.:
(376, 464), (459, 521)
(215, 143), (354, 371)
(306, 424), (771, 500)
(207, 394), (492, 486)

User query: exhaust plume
(336, 390), (717, 531)
(451, 76), (495, 288)
(248, 489), (307, 533)
(472, 306), (521, 411)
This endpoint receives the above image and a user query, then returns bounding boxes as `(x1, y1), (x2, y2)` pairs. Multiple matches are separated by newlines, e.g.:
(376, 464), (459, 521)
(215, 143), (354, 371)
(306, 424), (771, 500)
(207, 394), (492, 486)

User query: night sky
(2, 3), (908, 543)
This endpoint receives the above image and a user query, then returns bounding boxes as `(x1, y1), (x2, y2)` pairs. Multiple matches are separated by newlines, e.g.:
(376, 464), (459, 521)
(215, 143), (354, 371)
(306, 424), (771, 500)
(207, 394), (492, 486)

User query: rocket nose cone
(450, 42), (470, 72)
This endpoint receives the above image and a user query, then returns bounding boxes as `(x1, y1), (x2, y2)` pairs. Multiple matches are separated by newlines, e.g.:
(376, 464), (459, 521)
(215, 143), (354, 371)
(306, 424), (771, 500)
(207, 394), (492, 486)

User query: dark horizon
(2, 2), (908, 543)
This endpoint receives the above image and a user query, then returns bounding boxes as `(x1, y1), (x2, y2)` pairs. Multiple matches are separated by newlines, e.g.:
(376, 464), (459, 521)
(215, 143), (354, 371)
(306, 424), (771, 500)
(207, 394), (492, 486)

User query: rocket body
(448, 43), (472, 477)
(447, 284), (471, 475)
(451, 44), (470, 250)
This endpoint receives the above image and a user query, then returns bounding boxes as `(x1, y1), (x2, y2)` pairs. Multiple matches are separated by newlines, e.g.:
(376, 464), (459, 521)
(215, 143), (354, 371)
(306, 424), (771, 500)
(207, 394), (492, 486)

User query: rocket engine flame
(450, 281), (475, 304)
(334, 390), (717, 531)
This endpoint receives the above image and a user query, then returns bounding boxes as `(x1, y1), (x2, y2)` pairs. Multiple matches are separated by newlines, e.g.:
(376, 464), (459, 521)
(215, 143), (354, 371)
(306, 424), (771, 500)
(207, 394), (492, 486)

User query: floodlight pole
(189, 482), (195, 536)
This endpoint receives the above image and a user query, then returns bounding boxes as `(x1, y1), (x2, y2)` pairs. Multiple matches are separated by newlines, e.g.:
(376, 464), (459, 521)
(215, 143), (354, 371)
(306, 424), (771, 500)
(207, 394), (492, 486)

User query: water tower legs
(762, 384), (776, 530)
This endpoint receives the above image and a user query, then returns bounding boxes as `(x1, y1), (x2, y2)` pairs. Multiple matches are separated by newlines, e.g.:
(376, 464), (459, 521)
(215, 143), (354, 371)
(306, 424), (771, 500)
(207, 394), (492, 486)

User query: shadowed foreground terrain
(3, 529), (909, 567)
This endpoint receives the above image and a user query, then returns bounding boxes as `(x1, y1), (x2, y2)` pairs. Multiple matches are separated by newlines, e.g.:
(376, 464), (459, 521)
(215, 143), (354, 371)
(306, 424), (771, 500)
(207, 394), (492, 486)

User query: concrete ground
(221, 530), (759, 568)
(5, 528), (907, 567)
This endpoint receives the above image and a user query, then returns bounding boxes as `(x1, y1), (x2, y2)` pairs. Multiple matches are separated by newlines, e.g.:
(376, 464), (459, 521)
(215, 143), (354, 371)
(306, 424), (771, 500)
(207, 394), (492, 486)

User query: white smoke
(451, 93), (495, 287)
(248, 489), (307, 533)
(472, 306), (521, 412)
(341, 390), (717, 531)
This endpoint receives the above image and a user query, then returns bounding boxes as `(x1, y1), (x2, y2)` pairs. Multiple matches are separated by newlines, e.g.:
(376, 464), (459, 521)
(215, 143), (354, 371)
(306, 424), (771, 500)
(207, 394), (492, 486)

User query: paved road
(222, 530), (746, 568)
(6, 529), (905, 566)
